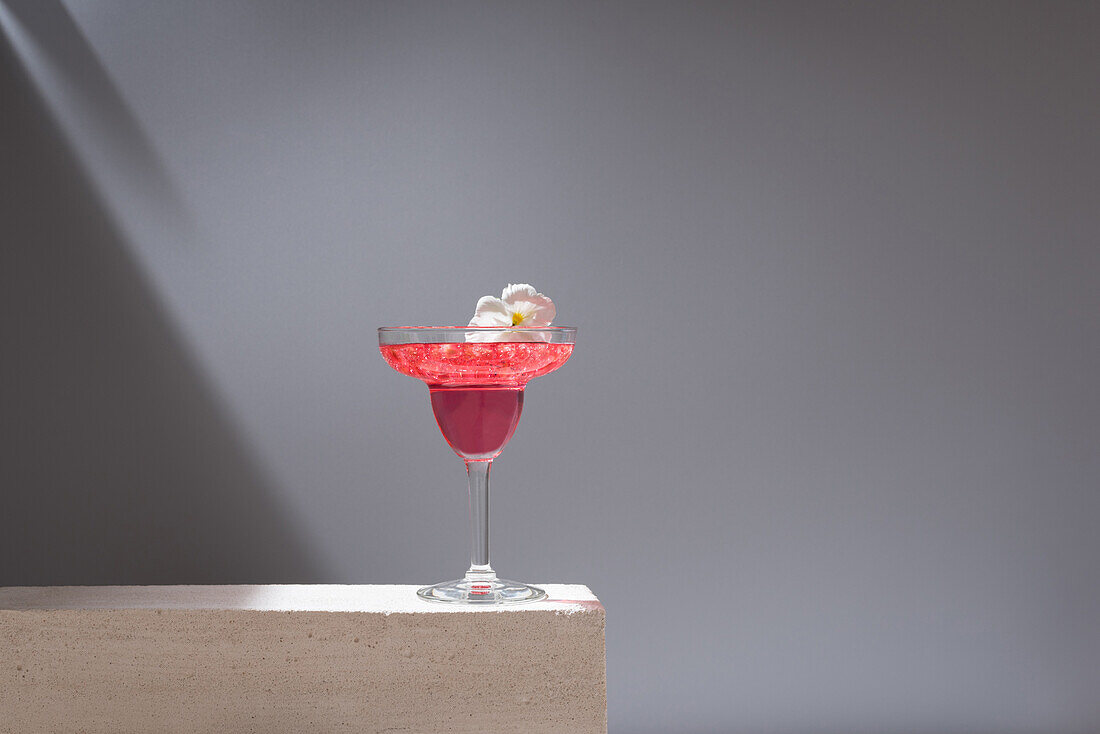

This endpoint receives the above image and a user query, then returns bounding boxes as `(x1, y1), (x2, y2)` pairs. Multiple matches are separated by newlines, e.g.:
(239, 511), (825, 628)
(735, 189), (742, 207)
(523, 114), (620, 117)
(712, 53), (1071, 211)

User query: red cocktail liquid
(430, 387), (523, 458)
(380, 342), (573, 459)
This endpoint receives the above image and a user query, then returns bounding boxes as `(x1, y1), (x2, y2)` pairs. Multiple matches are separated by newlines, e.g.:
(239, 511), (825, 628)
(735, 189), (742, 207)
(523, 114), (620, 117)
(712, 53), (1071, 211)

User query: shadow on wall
(0, 31), (319, 584)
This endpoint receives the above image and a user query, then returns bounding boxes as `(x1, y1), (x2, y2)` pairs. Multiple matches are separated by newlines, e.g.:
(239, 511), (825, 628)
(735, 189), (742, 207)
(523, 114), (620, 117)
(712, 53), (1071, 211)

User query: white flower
(470, 284), (556, 328)
(466, 284), (556, 342)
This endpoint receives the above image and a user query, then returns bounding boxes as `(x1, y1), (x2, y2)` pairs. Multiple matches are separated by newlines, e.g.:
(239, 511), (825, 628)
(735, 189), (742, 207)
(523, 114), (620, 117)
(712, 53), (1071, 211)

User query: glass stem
(465, 459), (496, 582)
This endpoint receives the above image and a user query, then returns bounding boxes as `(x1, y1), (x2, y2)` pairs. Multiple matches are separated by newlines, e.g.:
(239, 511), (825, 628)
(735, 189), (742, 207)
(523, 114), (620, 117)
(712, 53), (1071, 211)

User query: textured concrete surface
(0, 585), (605, 733)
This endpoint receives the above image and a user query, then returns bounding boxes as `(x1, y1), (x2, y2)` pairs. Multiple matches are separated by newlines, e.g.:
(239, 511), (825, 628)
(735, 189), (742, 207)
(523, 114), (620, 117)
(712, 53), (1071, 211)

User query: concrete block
(0, 584), (605, 733)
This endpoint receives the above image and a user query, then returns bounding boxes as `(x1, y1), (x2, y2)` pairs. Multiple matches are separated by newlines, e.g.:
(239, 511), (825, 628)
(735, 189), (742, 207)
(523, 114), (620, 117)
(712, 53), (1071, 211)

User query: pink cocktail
(378, 328), (576, 604)
(380, 342), (573, 459)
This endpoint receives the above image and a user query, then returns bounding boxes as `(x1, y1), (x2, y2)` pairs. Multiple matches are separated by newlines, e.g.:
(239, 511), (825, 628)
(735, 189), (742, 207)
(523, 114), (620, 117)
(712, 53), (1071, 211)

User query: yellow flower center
(511, 311), (525, 326)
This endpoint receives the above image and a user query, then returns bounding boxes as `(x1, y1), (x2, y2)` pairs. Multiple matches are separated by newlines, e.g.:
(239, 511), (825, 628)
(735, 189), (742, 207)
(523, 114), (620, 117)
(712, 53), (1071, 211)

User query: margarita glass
(378, 326), (576, 603)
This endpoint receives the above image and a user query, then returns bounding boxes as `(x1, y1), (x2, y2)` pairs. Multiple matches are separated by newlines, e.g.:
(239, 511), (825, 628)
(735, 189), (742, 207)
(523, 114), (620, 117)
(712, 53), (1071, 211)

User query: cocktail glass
(378, 326), (576, 604)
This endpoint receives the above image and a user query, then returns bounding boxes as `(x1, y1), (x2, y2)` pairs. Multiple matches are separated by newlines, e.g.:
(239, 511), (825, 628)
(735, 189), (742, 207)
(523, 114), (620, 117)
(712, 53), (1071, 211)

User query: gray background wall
(2, 2), (1098, 732)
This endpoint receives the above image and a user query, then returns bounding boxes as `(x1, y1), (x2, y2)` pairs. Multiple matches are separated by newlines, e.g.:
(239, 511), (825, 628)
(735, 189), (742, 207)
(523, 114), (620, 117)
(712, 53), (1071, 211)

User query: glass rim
(378, 326), (577, 332)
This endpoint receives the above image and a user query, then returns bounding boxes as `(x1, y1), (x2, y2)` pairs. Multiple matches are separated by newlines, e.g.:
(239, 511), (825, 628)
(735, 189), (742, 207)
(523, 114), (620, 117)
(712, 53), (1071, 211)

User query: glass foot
(417, 578), (547, 604)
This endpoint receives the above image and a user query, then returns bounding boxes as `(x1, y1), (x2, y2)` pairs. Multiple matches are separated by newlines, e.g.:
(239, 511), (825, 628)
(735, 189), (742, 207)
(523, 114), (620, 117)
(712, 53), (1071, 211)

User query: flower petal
(510, 301), (538, 323)
(501, 283), (540, 303)
(500, 284), (555, 327)
(509, 296), (554, 327)
(468, 296), (512, 327)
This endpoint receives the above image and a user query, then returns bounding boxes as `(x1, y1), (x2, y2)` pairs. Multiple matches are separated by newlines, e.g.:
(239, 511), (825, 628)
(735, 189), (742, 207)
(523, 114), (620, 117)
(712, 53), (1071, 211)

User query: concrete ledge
(0, 584), (606, 733)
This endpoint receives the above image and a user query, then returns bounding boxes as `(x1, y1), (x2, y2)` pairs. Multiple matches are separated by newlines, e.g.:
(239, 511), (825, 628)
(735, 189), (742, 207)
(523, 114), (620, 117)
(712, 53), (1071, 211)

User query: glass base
(417, 578), (547, 605)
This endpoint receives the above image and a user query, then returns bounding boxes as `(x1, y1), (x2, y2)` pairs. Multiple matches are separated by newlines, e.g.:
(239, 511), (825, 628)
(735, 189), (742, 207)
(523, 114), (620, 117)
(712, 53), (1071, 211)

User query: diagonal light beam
(0, 0), (192, 240)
